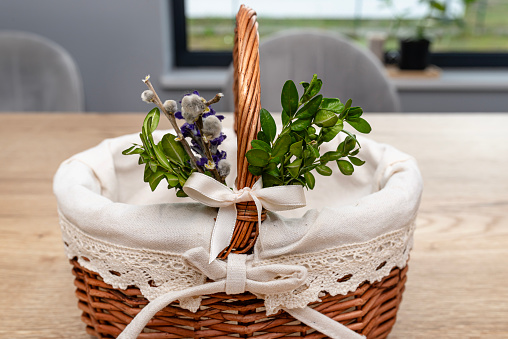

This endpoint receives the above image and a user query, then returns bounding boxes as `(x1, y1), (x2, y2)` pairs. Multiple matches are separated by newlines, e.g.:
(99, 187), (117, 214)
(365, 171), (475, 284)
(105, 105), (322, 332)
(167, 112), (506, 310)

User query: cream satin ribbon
(183, 172), (306, 263)
(117, 247), (365, 339)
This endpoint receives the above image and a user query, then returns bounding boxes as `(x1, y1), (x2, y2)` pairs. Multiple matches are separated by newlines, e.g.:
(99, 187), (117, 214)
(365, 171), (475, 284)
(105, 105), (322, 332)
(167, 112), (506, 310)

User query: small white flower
(163, 100), (177, 114)
(205, 160), (216, 170)
(202, 115), (222, 140)
(143, 75), (151, 83)
(181, 94), (206, 123)
(141, 90), (155, 103)
(217, 159), (231, 178)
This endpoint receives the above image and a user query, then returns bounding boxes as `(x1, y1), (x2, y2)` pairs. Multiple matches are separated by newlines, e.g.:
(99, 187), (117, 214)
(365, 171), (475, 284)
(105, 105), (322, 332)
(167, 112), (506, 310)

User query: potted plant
(382, 0), (477, 69)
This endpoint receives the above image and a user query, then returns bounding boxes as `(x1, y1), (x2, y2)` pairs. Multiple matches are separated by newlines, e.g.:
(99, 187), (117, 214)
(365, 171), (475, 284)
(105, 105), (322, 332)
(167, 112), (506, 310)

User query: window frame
(171, 0), (508, 68)
(172, 0), (232, 67)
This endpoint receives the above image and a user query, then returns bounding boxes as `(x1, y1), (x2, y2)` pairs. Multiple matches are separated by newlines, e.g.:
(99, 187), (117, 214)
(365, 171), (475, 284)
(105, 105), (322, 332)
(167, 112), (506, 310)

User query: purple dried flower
(180, 123), (195, 137)
(210, 133), (227, 145)
(196, 157), (208, 167)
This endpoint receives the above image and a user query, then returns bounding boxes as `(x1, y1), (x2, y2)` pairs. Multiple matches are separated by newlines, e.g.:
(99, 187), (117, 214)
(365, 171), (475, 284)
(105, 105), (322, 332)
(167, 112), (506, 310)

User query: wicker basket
(68, 5), (410, 338)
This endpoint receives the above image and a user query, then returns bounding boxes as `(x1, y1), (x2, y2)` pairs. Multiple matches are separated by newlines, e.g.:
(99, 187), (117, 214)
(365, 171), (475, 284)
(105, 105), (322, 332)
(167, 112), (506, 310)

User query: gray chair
(0, 31), (84, 112)
(224, 30), (400, 113)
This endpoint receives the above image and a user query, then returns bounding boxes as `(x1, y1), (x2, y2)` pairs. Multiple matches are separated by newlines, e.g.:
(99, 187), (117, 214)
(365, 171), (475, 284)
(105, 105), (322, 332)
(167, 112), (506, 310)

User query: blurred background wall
(1, 0), (507, 113)
(0, 0), (213, 112)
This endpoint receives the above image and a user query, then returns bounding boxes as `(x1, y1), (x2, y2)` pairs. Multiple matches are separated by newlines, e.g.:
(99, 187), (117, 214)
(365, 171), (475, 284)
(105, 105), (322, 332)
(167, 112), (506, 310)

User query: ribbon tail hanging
(250, 194), (264, 227)
(209, 204), (237, 263)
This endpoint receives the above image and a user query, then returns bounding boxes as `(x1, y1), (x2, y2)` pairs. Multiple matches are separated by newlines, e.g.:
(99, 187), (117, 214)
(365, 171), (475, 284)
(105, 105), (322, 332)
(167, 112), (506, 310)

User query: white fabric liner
(54, 128), (422, 313)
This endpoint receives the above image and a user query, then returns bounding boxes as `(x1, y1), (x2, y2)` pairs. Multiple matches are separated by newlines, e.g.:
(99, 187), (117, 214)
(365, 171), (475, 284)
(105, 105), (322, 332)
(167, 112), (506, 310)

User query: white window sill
(160, 67), (508, 93)
(160, 68), (229, 90)
(390, 68), (508, 92)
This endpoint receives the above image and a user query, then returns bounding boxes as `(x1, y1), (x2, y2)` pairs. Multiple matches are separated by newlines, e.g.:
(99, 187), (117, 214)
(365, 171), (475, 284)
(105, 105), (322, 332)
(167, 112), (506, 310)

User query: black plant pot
(398, 38), (430, 70)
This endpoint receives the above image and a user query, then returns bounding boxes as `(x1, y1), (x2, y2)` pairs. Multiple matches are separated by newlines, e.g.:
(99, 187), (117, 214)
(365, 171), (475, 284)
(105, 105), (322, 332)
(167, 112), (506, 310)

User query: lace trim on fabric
(257, 221), (415, 314)
(60, 211), (414, 314)
(59, 212), (206, 311)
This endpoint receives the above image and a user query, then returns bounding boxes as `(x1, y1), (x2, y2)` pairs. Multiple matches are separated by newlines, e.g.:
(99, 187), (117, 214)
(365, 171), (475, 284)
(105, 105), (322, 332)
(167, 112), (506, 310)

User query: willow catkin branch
(206, 93), (224, 107)
(142, 77), (203, 173)
(195, 116), (225, 184)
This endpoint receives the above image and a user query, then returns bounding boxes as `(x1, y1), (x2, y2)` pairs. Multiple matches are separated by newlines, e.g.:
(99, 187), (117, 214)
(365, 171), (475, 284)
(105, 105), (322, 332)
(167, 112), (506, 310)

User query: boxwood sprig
(122, 108), (193, 197)
(246, 74), (372, 189)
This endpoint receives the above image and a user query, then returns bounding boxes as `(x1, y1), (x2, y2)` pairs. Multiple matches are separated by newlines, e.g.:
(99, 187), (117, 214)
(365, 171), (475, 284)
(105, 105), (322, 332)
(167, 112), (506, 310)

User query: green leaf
(338, 135), (358, 155)
(271, 134), (291, 158)
(290, 140), (303, 157)
(148, 171), (165, 191)
(320, 98), (345, 114)
(300, 74), (322, 104)
(300, 81), (310, 90)
(122, 145), (144, 155)
(291, 119), (312, 132)
(347, 117), (372, 134)
(260, 108), (277, 142)
(350, 148), (360, 156)
(176, 189), (188, 198)
(429, 0), (446, 11)
(257, 130), (271, 144)
(337, 160), (354, 175)
(153, 143), (172, 170)
(177, 173), (187, 186)
(281, 80), (299, 117)
(266, 167), (280, 178)
(269, 156), (281, 164)
(304, 171), (315, 189)
(245, 148), (270, 167)
(143, 163), (151, 182)
(262, 173), (283, 188)
(344, 99), (353, 110)
(287, 158), (302, 178)
(315, 164), (332, 176)
(161, 134), (190, 166)
(349, 156), (366, 166)
(302, 149), (316, 166)
(348, 107), (363, 118)
(143, 108), (160, 134)
(266, 162), (277, 171)
(320, 151), (341, 164)
(295, 95), (322, 119)
(307, 126), (316, 134)
(314, 109), (339, 127)
(320, 120), (344, 143)
(165, 174), (179, 187)
(149, 161), (157, 173)
(251, 140), (271, 153)
(139, 132), (155, 158)
(281, 109), (290, 126)
(248, 165), (264, 176)
(309, 144), (320, 158)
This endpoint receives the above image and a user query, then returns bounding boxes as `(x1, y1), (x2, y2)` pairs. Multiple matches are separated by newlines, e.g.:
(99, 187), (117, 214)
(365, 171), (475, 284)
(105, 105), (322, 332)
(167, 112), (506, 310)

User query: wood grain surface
(0, 113), (507, 338)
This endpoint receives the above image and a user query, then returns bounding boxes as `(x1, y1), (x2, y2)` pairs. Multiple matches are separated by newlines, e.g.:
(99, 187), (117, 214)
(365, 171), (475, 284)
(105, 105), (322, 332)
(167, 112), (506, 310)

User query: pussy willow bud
(141, 90), (155, 103)
(218, 159), (231, 178)
(163, 100), (177, 114)
(202, 115), (222, 140)
(181, 94), (206, 123)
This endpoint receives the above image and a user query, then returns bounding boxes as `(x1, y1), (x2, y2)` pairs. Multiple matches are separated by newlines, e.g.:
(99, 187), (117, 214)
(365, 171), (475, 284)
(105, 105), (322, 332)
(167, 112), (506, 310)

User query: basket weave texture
(68, 5), (409, 338)
(71, 259), (407, 338)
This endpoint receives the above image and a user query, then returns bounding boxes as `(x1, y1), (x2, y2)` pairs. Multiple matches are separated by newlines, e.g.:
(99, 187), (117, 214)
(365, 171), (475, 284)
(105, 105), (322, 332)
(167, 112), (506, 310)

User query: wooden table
(1, 113), (507, 338)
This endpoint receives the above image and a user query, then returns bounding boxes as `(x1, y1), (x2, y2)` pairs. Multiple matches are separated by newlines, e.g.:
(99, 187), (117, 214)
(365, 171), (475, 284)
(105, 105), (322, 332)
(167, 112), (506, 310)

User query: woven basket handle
(218, 5), (262, 259)
(234, 5), (261, 189)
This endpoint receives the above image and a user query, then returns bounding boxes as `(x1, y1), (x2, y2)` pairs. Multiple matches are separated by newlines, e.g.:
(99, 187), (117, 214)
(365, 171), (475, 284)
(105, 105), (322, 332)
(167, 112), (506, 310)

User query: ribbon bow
(183, 172), (306, 262)
(184, 246), (308, 295)
(117, 248), (365, 339)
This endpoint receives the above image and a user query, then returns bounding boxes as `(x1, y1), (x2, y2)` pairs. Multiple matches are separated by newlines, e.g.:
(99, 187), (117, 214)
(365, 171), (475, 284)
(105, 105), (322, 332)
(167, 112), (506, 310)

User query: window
(171, 0), (508, 68)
